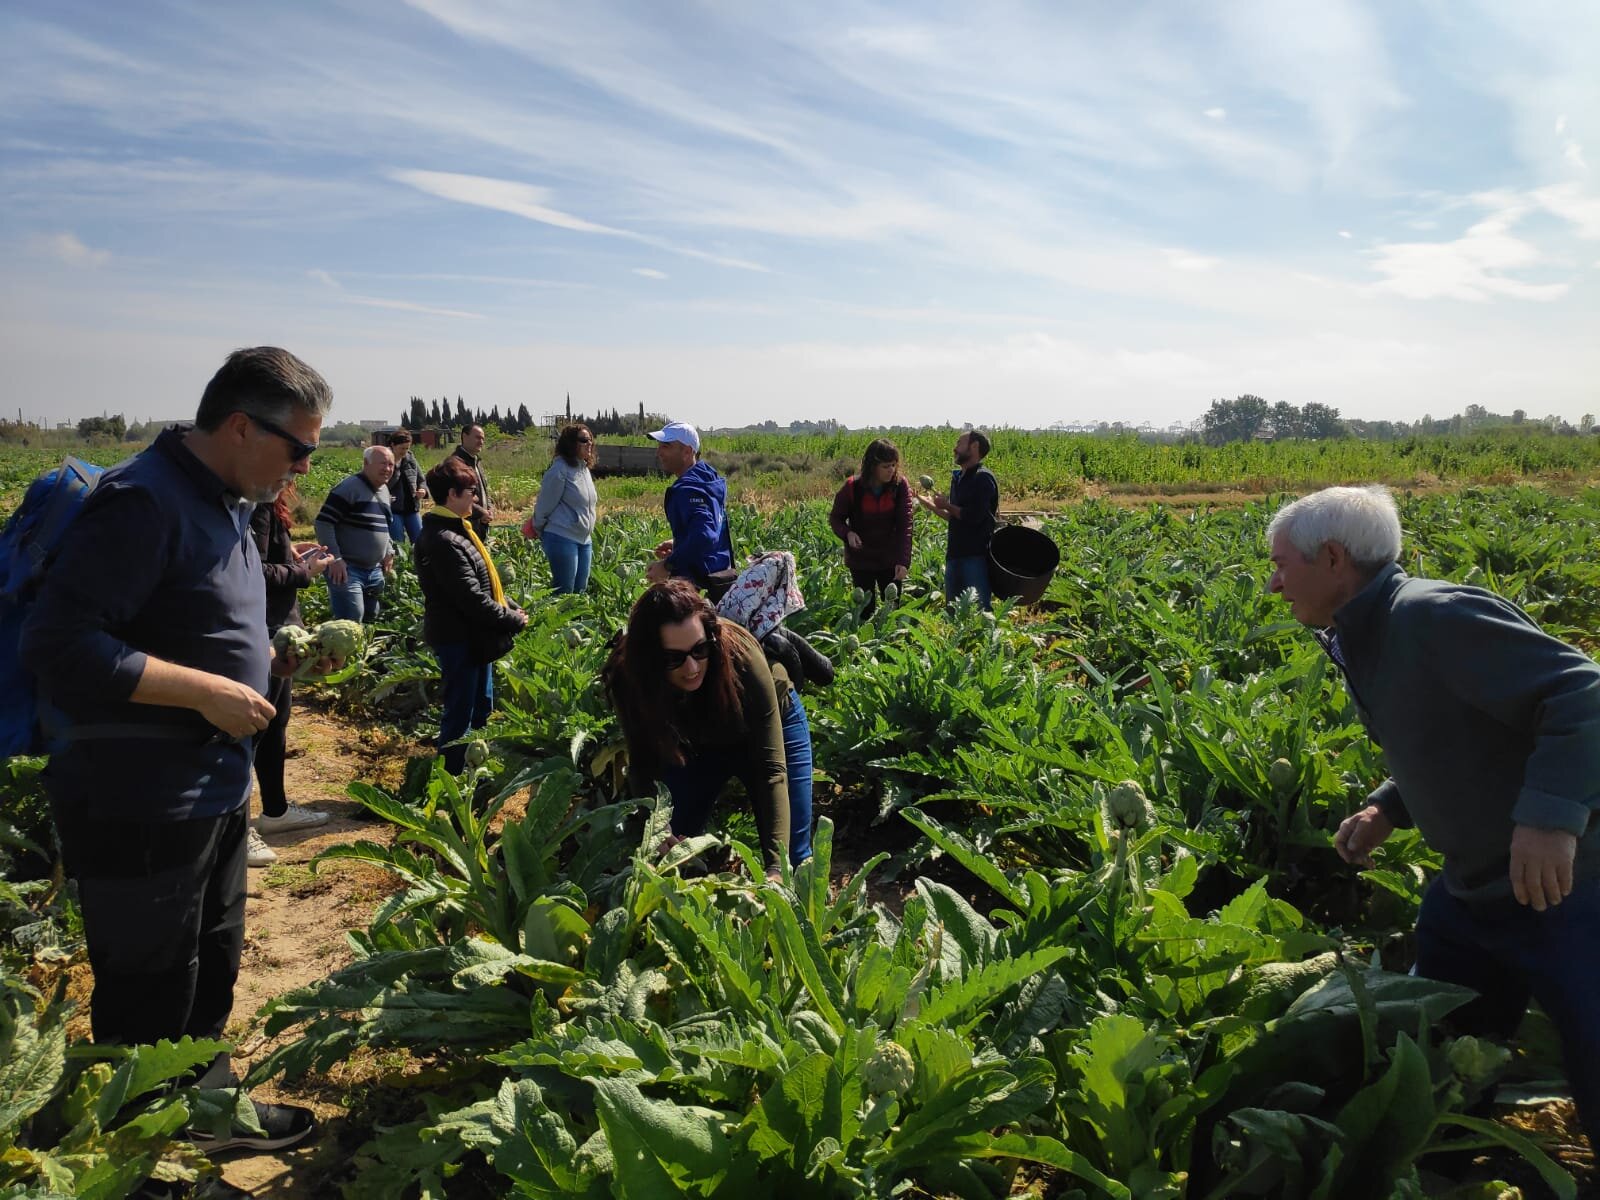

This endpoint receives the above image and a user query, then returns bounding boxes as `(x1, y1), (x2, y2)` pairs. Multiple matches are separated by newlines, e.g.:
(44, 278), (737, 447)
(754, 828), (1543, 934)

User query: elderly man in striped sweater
(314, 445), (395, 623)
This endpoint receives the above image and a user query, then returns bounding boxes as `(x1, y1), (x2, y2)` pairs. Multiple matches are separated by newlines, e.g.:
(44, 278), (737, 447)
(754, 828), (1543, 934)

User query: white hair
(362, 444), (393, 466)
(1267, 485), (1402, 570)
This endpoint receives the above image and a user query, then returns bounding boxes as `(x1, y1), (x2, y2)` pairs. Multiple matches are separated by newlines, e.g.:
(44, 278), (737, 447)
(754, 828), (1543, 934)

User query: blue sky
(2, 0), (1596, 428)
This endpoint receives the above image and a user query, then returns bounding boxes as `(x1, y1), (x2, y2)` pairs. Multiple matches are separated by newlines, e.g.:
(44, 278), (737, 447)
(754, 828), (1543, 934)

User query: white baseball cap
(646, 421), (700, 452)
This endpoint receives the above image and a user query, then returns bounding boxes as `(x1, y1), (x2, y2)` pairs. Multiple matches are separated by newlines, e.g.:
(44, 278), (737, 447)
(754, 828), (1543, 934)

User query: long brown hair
(858, 438), (901, 485)
(272, 481), (297, 530)
(604, 581), (746, 774)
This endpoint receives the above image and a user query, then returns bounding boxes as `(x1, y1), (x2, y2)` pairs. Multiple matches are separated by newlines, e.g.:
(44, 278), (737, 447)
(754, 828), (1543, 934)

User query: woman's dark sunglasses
(662, 638), (714, 670)
(250, 413), (318, 462)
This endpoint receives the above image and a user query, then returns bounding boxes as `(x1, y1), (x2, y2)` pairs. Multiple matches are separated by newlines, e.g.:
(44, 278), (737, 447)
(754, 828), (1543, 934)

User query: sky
(1, 0), (1597, 430)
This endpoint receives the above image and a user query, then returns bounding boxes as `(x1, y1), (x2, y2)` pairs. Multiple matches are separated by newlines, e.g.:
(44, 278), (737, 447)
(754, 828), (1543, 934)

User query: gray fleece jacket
(530, 459), (597, 545)
(1328, 563), (1600, 903)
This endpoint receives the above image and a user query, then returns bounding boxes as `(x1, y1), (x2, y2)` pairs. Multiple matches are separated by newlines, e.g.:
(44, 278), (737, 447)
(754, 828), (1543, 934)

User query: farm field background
(3, 431), (1599, 1198)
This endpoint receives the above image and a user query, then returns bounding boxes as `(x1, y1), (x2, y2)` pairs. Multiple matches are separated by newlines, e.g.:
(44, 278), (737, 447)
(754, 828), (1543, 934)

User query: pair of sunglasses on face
(250, 413), (318, 462)
(663, 637), (715, 670)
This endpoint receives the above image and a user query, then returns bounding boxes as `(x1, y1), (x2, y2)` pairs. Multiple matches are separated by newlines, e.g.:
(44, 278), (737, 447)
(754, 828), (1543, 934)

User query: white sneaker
(247, 827), (278, 867)
(256, 804), (331, 835)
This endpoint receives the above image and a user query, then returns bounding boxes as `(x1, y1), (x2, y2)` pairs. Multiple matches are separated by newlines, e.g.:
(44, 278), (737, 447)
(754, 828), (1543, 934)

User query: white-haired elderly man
(314, 443), (395, 623)
(1268, 483), (1600, 1150)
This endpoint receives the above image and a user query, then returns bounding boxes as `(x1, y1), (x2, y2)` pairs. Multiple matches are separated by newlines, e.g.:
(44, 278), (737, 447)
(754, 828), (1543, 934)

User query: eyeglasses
(662, 638), (714, 670)
(249, 413), (317, 462)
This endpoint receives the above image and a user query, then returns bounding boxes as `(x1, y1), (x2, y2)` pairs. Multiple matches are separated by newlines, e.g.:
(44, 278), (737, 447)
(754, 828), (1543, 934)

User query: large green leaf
(590, 1078), (734, 1198)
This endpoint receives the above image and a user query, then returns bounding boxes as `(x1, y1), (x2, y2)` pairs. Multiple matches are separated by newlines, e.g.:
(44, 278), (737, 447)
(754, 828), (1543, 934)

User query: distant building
(359, 419), (390, 431)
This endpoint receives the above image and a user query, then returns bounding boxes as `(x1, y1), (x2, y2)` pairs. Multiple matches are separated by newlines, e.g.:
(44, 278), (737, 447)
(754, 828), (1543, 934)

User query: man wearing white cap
(645, 421), (734, 588)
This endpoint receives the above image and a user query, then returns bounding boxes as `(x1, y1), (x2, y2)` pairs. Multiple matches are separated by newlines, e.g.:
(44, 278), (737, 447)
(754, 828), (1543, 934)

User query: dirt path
(217, 701), (421, 1199)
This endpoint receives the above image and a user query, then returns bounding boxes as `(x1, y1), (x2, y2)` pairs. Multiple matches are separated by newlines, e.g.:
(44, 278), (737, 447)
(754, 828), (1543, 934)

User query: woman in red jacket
(828, 438), (912, 613)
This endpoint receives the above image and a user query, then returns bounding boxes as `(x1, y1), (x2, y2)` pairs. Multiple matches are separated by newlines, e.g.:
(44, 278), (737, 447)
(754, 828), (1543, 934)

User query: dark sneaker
(190, 1100), (316, 1154)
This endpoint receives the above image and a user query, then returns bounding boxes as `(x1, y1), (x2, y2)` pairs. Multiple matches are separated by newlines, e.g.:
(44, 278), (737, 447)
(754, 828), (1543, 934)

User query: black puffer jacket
(414, 511), (523, 663)
(251, 503), (312, 634)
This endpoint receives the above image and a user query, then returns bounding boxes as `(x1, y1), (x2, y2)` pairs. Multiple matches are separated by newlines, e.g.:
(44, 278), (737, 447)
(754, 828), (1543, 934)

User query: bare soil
(216, 700), (423, 1199)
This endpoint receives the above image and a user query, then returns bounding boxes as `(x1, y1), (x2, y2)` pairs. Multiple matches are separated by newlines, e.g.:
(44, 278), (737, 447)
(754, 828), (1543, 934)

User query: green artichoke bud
(464, 740), (489, 769)
(851, 587), (868, 606)
(844, 634), (861, 654)
(272, 625), (317, 662)
(862, 1041), (915, 1097)
(1268, 758), (1297, 794)
(1446, 1036), (1511, 1087)
(919, 474), (936, 491)
(1102, 780), (1156, 832)
(499, 559), (518, 586)
(883, 583), (899, 602)
(562, 627), (584, 648)
(313, 619), (365, 660)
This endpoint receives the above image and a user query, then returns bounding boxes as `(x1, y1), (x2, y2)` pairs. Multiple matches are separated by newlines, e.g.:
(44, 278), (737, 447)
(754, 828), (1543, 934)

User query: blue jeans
(434, 642), (494, 773)
(540, 531), (593, 595)
(1414, 876), (1600, 1148)
(944, 554), (991, 610)
(389, 510), (422, 544)
(326, 562), (385, 624)
(661, 690), (814, 866)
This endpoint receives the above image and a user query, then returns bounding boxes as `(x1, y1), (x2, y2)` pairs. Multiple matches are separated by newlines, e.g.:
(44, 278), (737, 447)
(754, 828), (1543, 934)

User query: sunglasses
(250, 413), (317, 462)
(662, 638), (714, 670)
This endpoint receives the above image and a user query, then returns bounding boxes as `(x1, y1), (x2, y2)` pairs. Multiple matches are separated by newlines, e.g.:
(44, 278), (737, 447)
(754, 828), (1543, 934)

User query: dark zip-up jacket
(20, 427), (267, 820)
(389, 451), (423, 516)
(449, 446), (491, 538)
(1330, 562), (1600, 902)
(413, 511), (523, 663)
(829, 476), (912, 572)
(945, 464), (999, 559)
(663, 461), (733, 580)
(251, 503), (310, 634)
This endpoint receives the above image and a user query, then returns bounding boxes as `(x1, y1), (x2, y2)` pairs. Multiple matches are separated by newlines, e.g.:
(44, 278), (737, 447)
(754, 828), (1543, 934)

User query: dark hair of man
(194, 346), (332, 432)
(424, 456), (479, 505)
(555, 423), (593, 468)
(603, 580), (745, 774)
(968, 429), (992, 458)
(857, 438), (902, 483)
(387, 430), (412, 448)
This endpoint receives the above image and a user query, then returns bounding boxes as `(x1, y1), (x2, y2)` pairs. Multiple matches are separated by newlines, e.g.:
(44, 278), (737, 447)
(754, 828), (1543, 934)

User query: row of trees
(1199, 396), (1597, 446)
(399, 396), (538, 436)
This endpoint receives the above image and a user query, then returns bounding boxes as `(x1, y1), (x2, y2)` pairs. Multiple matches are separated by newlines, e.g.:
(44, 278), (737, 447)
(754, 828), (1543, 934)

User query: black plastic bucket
(988, 524), (1060, 605)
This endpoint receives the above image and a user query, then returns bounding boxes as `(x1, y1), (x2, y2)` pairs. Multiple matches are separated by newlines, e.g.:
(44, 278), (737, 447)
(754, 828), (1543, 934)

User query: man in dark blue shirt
(917, 428), (999, 610)
(21, 347), (332, 1163)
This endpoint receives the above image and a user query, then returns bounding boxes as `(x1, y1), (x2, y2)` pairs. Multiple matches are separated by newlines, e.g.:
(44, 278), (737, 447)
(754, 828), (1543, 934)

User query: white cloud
(389, 168), (769, 272)
(1164, 248), (1220, 272)
(632, 267), (667, 280)
(31, 231), (110, 267)
(1338, 230), (1353, 239)
(307, 266), (482, 319)
(1204, 107), (1226, 120)
(1368, 215), (1562, 302)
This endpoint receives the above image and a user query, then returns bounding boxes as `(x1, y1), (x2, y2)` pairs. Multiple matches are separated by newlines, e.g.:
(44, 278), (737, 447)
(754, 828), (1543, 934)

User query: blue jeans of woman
(389, 510), (422, 544)
(1413, 876), (1600, 1150)
(660, 690), (814, 866)
(540, 531), (593, 594)
(327, 562), (385, 623)
(434, 642), (494, 773)
(944, 554), (991, 610)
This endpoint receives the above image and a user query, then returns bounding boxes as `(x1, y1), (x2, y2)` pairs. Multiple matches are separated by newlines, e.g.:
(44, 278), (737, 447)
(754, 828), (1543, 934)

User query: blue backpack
(0, 457), (106, 756)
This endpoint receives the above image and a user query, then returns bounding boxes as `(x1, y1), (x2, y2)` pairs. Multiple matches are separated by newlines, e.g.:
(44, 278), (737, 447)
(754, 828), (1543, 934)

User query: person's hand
(1510, 824), (1578, 911)
(846, 532), (863, 551)
(199, 676), (275, 738)
(915, 492), (938, 512)
(326, 558), (348, 585)
(653, 539), (674, 560)
(513, 610), (530, 629)
(298, 547), (334, 579)
(381, 553), (395, 575)
(893, 564), (908, 582)
(1333, 804), (1394, 868)
(645, 559), (671, 584)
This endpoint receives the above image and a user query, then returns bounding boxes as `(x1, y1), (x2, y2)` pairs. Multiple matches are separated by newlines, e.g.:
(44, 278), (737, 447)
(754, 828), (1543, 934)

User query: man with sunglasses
(314, 445), (396, 623)
(21, 347), (332, 1174)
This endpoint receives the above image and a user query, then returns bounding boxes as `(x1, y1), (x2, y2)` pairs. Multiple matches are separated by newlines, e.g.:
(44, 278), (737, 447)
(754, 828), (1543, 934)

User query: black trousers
(253, 672), (292, 816)
(53, 797), (248, 1086)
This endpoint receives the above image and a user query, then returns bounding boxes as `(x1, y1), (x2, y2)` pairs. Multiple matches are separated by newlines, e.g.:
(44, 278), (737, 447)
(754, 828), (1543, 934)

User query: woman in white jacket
(525, 423), (599, 593)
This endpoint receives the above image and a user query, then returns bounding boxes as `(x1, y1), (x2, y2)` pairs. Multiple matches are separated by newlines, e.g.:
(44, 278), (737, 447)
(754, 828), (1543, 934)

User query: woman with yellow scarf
(414, 457), (528, 772)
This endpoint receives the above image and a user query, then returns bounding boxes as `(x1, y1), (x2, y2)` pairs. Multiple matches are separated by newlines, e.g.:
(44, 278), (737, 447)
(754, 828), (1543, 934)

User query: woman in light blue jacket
(525, 423), (598, 593)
